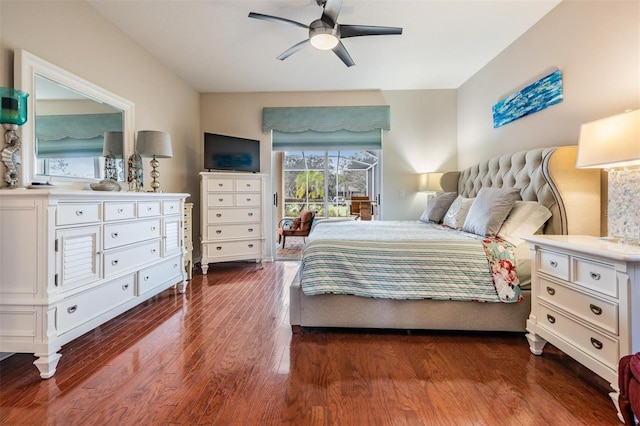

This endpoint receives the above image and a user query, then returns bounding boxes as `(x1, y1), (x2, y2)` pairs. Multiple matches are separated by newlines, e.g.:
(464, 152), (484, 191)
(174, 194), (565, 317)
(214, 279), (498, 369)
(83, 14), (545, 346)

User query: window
(283, 150), (379, 218)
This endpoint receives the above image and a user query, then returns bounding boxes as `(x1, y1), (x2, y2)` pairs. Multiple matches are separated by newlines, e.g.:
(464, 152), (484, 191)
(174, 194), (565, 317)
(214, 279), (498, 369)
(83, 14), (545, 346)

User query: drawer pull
(218, 183), (223, 187)
(216, 213), (222, 218)
(218, 198), (224, 202)
(549, 260), (558, 268)
(169, 205), (174, 210)
(246, 183), (250, 187)
(246, 198), (251, 202)
(67, 305), (77, 314)
(147, 206), (152, 211)
(122, 284), (129, 290)
(111, 232), (118, 239)
(590, 338), (603, 350)
(111, 259), (119, 266)
(546, 286), (555, 296)
(216, 230), (222, 234)
(117, 208), (124, 213)
(151, 226), (156, 231)
(216, 246), (222, 251)
(75, 210), (84, 216)
(144, 276), (149, 281)
(590, 272), (601, 280)
(151, 249), (156, 254)
(546, 314), (556, 324)
(248, 212), (253, 217)
(248, 228), (254, 232)
(248, 244), (254, 248)
(590, 304), (602, 315)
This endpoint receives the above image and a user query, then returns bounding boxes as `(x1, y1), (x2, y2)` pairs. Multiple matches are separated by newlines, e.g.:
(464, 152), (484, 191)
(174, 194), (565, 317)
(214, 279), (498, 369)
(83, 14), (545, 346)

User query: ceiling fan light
(310, 33), (339, 50)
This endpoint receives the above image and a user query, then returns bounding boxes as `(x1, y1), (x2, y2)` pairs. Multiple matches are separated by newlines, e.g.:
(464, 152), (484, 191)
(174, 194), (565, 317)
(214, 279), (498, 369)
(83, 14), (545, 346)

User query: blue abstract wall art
(492, 69), (563, 128)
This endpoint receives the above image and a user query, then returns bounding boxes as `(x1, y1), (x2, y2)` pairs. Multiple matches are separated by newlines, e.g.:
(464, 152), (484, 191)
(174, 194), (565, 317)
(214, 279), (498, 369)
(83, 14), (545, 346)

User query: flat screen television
(203, 133), (260, 173)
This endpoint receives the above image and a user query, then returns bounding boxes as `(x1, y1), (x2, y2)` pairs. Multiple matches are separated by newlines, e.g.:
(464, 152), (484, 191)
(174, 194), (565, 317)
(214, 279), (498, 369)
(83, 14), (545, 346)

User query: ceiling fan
(248, 0), (402, 67)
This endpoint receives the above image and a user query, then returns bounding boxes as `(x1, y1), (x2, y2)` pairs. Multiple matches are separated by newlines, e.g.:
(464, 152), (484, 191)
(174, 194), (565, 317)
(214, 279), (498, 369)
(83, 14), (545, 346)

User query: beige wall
(457, 0), (640, 169)
(0, 1), (200, 200)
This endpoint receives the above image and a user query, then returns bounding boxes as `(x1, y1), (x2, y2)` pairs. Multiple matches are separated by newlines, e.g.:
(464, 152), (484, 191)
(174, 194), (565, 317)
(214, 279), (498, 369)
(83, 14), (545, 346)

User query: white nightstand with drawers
(523, 235), (640, 422)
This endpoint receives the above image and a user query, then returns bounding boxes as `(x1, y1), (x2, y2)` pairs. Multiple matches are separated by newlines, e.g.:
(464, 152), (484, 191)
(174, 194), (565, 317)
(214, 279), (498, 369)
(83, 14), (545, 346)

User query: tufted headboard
(441, 146), (601, 236)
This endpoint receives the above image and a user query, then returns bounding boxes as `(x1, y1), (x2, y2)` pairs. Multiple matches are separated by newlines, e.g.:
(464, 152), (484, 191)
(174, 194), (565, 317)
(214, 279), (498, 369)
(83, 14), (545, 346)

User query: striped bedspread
(300, 220), (522, 303)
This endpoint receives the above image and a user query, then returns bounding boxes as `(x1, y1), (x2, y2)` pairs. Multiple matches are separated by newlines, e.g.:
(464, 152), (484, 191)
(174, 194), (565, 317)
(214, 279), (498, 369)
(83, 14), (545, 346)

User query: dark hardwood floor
(0, 261), (622, 425)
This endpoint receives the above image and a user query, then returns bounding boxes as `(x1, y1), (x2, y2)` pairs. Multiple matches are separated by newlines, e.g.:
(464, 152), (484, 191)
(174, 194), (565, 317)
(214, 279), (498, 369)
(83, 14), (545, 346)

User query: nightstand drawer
(538, 277), (618, 334)
(538, 249), (569, 280)
(572, 257), (616, 297)
(538, 304), (619, 370)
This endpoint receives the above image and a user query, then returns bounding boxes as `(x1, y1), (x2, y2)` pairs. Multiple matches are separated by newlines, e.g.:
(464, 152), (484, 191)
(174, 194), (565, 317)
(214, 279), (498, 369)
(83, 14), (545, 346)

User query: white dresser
(524, 235), (640, 421)
(200, 172), (267, 274)
(0, 189), (189, 379)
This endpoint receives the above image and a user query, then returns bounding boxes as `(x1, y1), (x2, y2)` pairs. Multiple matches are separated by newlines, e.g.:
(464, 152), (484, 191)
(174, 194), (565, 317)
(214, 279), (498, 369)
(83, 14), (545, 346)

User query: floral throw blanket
(480, 237), (523, 302)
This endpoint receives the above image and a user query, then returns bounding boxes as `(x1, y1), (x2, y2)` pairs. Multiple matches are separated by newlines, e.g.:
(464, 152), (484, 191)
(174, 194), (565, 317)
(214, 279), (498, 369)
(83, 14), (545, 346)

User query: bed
(289, 146), (602, 333)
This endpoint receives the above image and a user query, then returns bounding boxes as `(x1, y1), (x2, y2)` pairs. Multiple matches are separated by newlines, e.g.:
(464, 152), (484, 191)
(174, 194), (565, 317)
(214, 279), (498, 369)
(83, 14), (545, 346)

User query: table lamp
(136, 130), (173, 192)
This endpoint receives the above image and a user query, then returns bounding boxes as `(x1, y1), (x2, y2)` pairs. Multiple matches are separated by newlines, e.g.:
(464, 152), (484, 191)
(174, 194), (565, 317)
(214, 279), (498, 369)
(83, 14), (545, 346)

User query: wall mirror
(15, 49), (134, 188)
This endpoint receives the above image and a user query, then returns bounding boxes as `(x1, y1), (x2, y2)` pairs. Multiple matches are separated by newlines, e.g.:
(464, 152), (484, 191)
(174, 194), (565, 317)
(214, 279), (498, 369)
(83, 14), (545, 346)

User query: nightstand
(523, 235), (640, 423)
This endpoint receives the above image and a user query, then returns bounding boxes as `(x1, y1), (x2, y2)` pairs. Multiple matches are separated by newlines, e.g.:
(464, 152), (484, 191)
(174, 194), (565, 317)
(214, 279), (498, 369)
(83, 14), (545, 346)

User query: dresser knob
(590, 338), (603, 350)
(216, 213), (222, 218)
(117, 208), (123, 213)
(589, 304), (602, 315)
(246, 198), (251, 202)
(218, 183), (223, 187)
(219, 198), (224, 202)
(248, 212), (253, 217)
(216, 230), (222, 234)
(546, 287), (555, 296)
(549, 260), (558, 268)
(248, 228), (254, 232)
(111, 232), (118, 238)
(111, 259), (119, 266)
(75, 210), (84, 216)
(248, 244), (254, 248)
(67, 305), (77, 314)
(590, 272), (601, 280)
(216, 246), (222, 251)
(122, 284), (129, 290)
(144, 276), (149, 281)
(546, 314), (556, 324)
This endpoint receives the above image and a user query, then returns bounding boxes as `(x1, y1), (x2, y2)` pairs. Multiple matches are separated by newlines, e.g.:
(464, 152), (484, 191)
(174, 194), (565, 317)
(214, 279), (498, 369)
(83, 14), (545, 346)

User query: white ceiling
(87, 0), (561, 93)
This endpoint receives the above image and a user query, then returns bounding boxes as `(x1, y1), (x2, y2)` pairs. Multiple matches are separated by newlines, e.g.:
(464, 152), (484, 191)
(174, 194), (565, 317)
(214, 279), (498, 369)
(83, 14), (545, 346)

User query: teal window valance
(264, 106), (390, 151)
(35, 113), (122, 158)
(263, 106), (390, 133)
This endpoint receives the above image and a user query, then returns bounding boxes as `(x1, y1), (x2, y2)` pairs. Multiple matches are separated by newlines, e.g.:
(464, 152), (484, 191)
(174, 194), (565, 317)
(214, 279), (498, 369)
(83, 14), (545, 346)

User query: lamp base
(2, 123), (21, 189)
(149, 156), (160, 192)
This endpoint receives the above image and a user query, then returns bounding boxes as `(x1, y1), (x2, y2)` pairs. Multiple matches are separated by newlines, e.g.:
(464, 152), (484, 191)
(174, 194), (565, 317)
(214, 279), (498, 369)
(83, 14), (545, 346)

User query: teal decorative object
(0, 88), (29, 126)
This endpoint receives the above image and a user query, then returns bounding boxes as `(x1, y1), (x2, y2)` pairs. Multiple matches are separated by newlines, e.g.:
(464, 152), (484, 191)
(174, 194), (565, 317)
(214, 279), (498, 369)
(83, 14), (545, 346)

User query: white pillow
(498, 201), (552, 243)
(462, 187), (521, 236)
(419, 192), (458, 223)
(442, 195), (474, 230)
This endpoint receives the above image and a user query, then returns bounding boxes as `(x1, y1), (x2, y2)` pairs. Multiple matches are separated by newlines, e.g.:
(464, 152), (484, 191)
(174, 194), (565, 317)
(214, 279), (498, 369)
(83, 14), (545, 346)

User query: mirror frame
(15, 49), (135, 188)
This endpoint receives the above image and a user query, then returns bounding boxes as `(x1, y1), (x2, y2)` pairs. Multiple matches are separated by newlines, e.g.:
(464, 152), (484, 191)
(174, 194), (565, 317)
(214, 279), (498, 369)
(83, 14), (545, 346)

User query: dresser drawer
(163, 200), (181, 215)
(57, 274), (135, 335)
(538, 277), (618, 334)
(104, 219), (161, 249)
(57, 203), (101, 225)
(207, 193), (234, 207)
(235, 193), (261, 207)
(207, 178), (234, 192)
(104, 240), (161, 277)
(572, 257), (617, 297)
(538, 304), (619, 370)
(203, 240), (261, 258)
(137, 256), (182, 295)
(236, 178), (261, 192)
(104, 202), (136, 221)
(205, 223), (260, 240)
(207, 208), (260, 224)
(138, 201), (161, 217)
(538, 249), (569, 280)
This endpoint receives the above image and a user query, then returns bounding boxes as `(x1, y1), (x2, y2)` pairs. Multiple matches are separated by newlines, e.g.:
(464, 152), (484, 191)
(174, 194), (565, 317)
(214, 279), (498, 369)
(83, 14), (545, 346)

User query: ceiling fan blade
(321, 0), (342, 26)
(277, 39), (311, 61)
(340, 25), (403, 38)
(332, 41), (354, 67)
(248, 12), (309, 29)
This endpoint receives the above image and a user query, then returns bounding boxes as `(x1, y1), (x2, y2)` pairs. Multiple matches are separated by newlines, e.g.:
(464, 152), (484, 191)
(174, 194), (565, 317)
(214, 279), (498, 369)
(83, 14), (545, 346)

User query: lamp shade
(418, 172), (444, 192)
(102, 131), (123, 157)
(576, 109), (640, 169)
(136, 130), (173, 158)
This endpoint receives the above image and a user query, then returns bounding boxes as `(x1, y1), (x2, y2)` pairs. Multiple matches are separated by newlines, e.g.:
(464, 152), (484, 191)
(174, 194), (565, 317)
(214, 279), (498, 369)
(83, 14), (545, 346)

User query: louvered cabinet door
(55, 226), (101, 292)
(162, 215), (183, 257)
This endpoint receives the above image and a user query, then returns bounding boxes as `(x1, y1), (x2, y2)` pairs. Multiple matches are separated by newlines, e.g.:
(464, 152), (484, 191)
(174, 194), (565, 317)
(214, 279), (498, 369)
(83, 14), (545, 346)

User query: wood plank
(0, 261), (621, 425)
